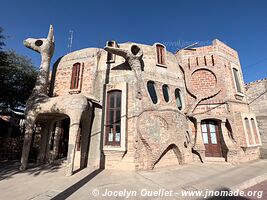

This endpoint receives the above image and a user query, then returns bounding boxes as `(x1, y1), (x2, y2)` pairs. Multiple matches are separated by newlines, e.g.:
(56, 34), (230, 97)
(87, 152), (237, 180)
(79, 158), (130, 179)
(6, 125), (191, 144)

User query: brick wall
(246, 78), (267, 158)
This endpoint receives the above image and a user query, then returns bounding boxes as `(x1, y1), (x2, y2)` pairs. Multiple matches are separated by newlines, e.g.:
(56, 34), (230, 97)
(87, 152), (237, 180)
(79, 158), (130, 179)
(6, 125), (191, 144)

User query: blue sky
(1, 0), (267, 83)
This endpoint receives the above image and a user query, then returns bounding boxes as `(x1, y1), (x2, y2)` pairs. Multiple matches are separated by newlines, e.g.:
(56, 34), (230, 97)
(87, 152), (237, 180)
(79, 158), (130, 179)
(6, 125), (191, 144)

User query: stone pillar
(80, 107), (93, 169)
(37, 122), (50, 164)
(52, 121), (62, 161)
(66, 116), (81, 176)
(20, 118), (35, 171)
(193, 119), (206, 162)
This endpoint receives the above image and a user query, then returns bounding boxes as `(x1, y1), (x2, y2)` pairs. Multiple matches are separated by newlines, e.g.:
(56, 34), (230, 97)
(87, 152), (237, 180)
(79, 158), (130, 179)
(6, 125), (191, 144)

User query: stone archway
(153, 144), (183, 169)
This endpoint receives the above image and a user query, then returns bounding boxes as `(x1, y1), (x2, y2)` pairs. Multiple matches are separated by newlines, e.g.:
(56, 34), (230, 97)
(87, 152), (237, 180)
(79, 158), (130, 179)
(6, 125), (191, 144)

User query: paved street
(244, 180), (267, 200)
(0, 159), (266, 200)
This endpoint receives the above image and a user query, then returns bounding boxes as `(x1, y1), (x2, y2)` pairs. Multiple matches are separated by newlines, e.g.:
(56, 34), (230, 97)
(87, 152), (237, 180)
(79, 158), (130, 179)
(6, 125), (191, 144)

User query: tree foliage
(0, 27), (5, 49)
(0, 27), (37, 109)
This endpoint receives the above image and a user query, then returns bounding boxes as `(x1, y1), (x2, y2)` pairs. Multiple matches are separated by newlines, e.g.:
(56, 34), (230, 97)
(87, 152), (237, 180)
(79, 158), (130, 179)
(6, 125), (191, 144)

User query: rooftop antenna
(68, 30), (74, 53)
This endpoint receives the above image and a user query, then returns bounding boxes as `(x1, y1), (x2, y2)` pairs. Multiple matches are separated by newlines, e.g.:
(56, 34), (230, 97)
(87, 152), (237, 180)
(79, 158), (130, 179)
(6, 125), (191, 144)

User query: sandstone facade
(21, 28), (262, 175)
(246, 78), (267, 158)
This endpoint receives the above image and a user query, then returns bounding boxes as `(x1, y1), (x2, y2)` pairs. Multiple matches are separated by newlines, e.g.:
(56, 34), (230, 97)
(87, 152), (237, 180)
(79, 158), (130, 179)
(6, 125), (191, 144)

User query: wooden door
(201, 120), (222, 157)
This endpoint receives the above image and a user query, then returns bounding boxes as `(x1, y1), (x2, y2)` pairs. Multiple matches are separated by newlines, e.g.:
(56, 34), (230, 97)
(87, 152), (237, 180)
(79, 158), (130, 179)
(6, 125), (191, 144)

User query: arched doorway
(201, 120), (222, 157)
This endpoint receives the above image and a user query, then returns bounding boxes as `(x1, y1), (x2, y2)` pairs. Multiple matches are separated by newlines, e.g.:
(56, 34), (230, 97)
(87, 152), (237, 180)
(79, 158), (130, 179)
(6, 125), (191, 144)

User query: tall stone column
(20, 116), (35, 171)
(37, 122), (50, 164)
(66, 116), (81, 176)
(80, 107), (93, 169)
(52, 120), (62, 161)
(193, 119), (206, 162)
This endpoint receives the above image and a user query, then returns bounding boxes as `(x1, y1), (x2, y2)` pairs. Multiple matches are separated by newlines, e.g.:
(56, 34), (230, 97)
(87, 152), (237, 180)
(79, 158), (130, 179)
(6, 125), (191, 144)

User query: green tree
(0, 27), (37, 109)
(0, 27), (5, 49)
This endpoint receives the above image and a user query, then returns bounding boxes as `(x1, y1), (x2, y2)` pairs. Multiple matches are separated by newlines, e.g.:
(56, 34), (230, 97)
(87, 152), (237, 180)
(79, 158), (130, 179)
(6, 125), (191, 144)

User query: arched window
(105, 90), (122, 145)
(244, 117), (253, 145)
(233, 68), (242, 93)
(162, 84), (170, 102)
(251, 118), (260, 144)
(156, 44), (166, 65)
(70, 63), (81, 89)
(147, 81), (158, 104)
(175, 89), (183, 110)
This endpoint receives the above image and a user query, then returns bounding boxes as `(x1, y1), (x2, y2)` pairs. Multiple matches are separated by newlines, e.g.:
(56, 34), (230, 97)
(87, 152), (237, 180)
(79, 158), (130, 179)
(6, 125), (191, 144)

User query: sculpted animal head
(23, 25), (55, 58)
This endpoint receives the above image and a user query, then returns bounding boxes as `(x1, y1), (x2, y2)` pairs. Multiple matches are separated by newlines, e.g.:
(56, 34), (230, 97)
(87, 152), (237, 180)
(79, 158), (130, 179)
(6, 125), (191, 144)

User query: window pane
(175, 89), (183, 110)
(116, 110), (121, 123)
(162, 85), (170, 102)
(110, 94), (115, 108)
(202, 132), (208, 144)
(109, 110), (114, 124)
(147, 81), (158, 104)
(209, 123), (216, 133)
(108, 132), (113, 142)
(201, 124), (207, 132)
(115, 124), (121, 142)
(116, 92), (121, 108)
(210, 132), (217, 144)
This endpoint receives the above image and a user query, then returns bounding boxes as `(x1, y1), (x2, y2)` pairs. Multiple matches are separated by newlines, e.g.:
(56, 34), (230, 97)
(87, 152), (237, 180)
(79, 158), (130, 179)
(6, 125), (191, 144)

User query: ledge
(69, 90), (81, 94)
(156, 63), (167, 68)
(234, 92), (245, 100)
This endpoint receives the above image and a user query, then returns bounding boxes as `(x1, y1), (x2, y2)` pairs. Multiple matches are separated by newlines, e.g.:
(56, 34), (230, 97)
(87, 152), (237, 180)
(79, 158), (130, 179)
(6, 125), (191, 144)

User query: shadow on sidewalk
(0, 160), (62, 181)
(51, 168), (104, 200)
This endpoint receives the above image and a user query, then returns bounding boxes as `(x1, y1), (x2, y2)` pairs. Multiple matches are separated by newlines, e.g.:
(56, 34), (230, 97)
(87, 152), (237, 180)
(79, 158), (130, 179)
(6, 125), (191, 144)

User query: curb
(230, 173), (267, 191)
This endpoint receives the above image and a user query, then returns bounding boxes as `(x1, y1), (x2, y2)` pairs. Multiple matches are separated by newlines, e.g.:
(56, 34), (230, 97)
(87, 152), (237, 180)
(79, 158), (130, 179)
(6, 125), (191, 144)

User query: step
(205, 157), (226, 163)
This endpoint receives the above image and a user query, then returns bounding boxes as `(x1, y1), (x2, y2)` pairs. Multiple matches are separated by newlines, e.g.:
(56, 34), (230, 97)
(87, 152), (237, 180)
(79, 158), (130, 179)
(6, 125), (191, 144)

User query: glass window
(162, 84), (170, 102)
(70, 63), (81, 89)
(147, 81), (158, 104)
(210, 132), (217, 144)
(175, 89), (183, 110)
(233, 68), (242, 93)
(105, 90), (121, 145)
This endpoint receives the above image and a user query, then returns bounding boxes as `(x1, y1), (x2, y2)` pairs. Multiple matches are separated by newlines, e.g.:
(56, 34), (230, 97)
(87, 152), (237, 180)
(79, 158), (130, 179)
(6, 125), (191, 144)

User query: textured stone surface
(22, 27), (262, 175)
(21, 26), (93, 176)
(246, 79), (267, 158)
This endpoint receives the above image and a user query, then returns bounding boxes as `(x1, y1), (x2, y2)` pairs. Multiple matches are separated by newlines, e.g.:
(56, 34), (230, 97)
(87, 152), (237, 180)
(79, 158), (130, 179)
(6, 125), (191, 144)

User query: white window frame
(103, 82), (127, 152)
(230, 63), (244, 97)
(241, 113), (262, 147)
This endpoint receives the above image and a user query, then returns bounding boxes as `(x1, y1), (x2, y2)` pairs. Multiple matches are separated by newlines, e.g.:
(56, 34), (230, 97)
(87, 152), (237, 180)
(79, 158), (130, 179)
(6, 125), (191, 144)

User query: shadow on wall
(49, 56), (63, 97)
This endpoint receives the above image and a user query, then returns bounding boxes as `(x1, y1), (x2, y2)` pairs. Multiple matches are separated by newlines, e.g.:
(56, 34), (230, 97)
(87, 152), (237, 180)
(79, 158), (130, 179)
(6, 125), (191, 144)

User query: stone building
(20, 27), (262, 176)
(246, 78), (267, 158)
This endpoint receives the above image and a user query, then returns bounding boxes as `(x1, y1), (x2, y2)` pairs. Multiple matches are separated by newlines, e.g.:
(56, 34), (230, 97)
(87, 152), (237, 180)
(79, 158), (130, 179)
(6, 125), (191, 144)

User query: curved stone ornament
(180, 65), (223, 116)
(137, 109), (190, 169)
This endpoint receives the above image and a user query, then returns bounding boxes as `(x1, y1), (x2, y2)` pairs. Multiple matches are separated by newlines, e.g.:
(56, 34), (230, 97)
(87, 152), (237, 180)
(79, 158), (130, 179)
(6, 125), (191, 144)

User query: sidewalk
(0, 159), (266, 200)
